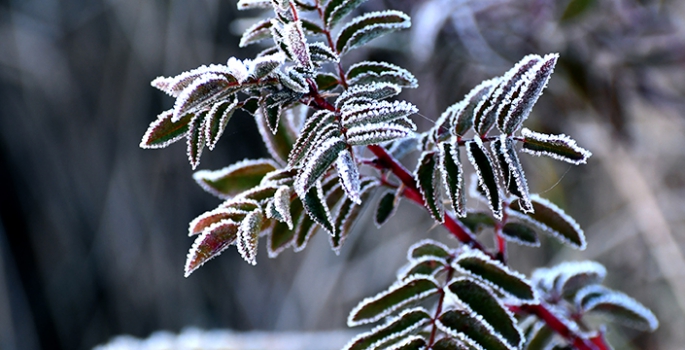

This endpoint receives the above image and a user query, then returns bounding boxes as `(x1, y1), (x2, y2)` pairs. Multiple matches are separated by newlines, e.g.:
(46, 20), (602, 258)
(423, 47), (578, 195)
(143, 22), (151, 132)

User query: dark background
(1, 0), (685, 349)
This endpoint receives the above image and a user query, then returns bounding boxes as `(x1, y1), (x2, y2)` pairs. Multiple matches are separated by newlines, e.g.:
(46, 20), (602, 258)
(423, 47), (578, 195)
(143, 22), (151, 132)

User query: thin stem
(516, 304), (609, 350)
(427, 265), (455, 348)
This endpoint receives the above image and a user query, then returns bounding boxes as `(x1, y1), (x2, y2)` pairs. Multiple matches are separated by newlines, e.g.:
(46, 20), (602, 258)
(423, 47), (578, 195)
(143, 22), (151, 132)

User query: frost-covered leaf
(439, 140), (465, 217)
(346, 122), (414, 146)
(255, 109), (296, 165)
(534, 261), (607, 298)
(348, 275), (440, 326)
(236, 209), (265, 265)
(260, 168), (298, 187)
(173, 73), (237, 122)
(576, 285), (658, 331)
(431, 337), (472, 350)
(261, 94), (284, 135)
(336, 11), (411, 54)
(185, 220), (240, 277)
(437, 309), (513, 350)
(398, 256), (447, 280)
(240, 18), (273, 47)
(501, 54), (558, 134)
(414, 151), (444, 222)
(458, 211), (495, 233)
(520, 128), (592, 165)
(247, 52), (286, 80)
(188, 208), (248, 236)
(140, 110), (194, 149)
(273, 186), (294, 228)
(187, 113), (207, 169)
(384, 336), (427, 350)
(448, 78), (499, 137)
(308, 42), (339, 63)
(302, 181), (334, 234)
(524, 322), (554, 350)
(219, 198), (261, 212)
(241, 96), (260, 115)
(300, 18), (324, 35)
(448, 278), (522, 349)
(193, 159), (279, 199)
(341, 100), (417, 128)
(336, 83), (401, 108)
(151, 64), (237, 98)
(346, 61), (417, 88)
(336, 149), (361, 204)
(267, 220), (295, 258)
(315, 72), (340, 91)
(453, 248), (536, 302)
(492, 136), (532, 212)
(343, 308), (430, 350)
(324, 0), (367, 29)
(500, 222), (539, 247)
(283, 21), (313, 69)
(239, 184), (279, 203)
(330, 178), (377, 252)
(204, 97), (239, 150)
(508, 194), (586, 249)
(288, 110), (336, 166)
(375, 190), (399, 228)
(295, 136), (347, 196)
(237, 0), (271, 10)
(278, 68), (310, 93)
(465, 139), (502, 219)
(408, 239), (451, 261)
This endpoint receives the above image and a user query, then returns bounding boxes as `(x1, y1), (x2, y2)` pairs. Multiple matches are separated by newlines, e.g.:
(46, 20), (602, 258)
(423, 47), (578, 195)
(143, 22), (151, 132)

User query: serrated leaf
(346, 122), (415, 146)
(324, 0), (367, 29)
(261, 167), (298, 187)
(437, 309), (513, 350)
(346, 61), (417, 88)
(240, 18), (273, 47)
(204, 97), (239, 150)
(341, 100), (417, 128)
(295, 136), (347, 196)
(408, 239), (451, 260)
(454, 248), (537, 302)
(255, 108), (296, 165)
(293, 203), (317, 251)
(465, 139), (502, 219)
(432, 337), (472, 350)
(302, 181), (334, 234)
(508, 194), (586, 249)
(315, 72), (340, 91)
(520, 128), (592, 165)
(239, 185), (279, 203)
(219, 198), (261, 212)
(241, 96), (260, 115)
(414, 151), (444, 222)
(336, 10), (411, 54)
(458, 211), (495, 233)
(308, 42), (339, 63)
(185, 220), (240, 277)
(375, 190), (398, 228)
(140, 110), (194, 149)
(501, 222), (540, 247)
(283, 21), (313, 69)
(173, 73), (237, 122)
(501, 54), (558, 134)
(188, 208), (247, 236)
(273, 186), (294, 228)
(236, 209), (265, 265)
(336, 149), (361, 204)
(344, 308), (430, 350)
(336, 82), (401, 108)
(439, 140), (465, 217)
(577, 285), (658, 331)
(450, 78), (499, 137)
(261, 94), (283, 135)
(187, 113), (207, 169)
(151, 64), (238, 98)
(348, 276), (440, 326)
(492, 135), (532, 212)
(448, 278), (522, 349)
(384, 335), (426, 350)
(247, 52), (286, 80)
(288, 110), (336, 166)
(193, 159), (279, 199)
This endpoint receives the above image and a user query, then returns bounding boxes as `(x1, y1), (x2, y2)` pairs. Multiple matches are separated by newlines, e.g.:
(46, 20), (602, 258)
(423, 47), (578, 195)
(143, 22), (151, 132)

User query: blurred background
(1, 0), (685, 349)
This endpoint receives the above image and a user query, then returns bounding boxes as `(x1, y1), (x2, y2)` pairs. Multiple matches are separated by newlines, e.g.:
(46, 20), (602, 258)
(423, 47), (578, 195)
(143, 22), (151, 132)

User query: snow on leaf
(336, 10), (411, 54)
(238, 184), (279, 204)
(255, 109), (296, 165)
(347, 61), (417, 88)
(140, 110), (194, 149)
(344, 307), (431, 350)
(247, 52), (286, 80)
(237, 0), (271, 10)
(204, 97), (239, 150)
(283, 21), (313, 69)
(236, 209), (265, 265)
(500, 222), (540, 247)
(336, 149), (361, 204)
(324, 0), (368, 29)
(186, 113), (207, 169)
(151, 64), (237, 98)
(347, 275), (440, 326)
(308, 42), (339, 63)
(439, 140), (466, 217)
(508, 194), (586, 249)
(577, 285), (658, 331)
(375, 190), (398, 228)
(302, 181), (334, 234)
(453, 248), (537, 303)
(260, 168), (298, 187)
(336, 82), (401, 108)
(288, 110), (336, 167)
(502, 54), (559, 134)
(239, 18), (273, 47)
(436, 309), (513, 350)
(493, 135), (532, 212)
(520, 128), (592, 165)
(414, 151), (444, 222)
(273, 186), (294, 229)
(188, 208), (247, 236)
(407, 239), (451, 261)
(447, 277), (522, 349)
(448, 78), (499, 137)
(193, 159), (279, 199)
(341, 100), (417, 128)
(173, 73), (234, 122)
(295, 136), (347, 197)
(218, 198), (261, 212)
(346, 122), (414, 146)
(465, 139), (502, 220)
(184, 220), (240, 277)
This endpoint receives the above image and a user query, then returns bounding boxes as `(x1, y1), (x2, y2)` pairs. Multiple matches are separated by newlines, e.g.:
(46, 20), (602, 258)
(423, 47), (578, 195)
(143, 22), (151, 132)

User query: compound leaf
(437, 309), (513, 350)
(193, 159), (279, 199)
(344, 307), (430, 350)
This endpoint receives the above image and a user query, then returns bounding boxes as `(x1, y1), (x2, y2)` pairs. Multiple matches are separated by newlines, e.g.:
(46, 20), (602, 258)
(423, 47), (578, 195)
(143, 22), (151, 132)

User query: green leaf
(315, 72), (340, 91)
(414, 151), (444, 222)
(336, 11), (411, 54)
(384, 336), (426, 350)
(185, 220), (240, 277)
(295, 136), (347, 196)
(336, 83), (401, 108)
(508, 194), (586, 249)
(188, 208), (248, 236)
(293, 201), (318, 252)
(454, 248), (537, 302)
(344, 308), (430, 350)
(140, 110), (194, 149)
(300, 18), (325, 35)
(346, 61), (417, 88)
(236, 209), (265, 265)
(520, 128), (592, 165)
(255, 106), (297, 165)
(524, 323), (554, 350)
(348, 276), (440, 326)
(576, 285), (658, 331)
(458, 211), (495, 233)
(450, 78), (499, 137)
(308, 42), (339, 63)
(173, 73), (238, 121)
(239, 18), (273, 47)
(501, 222), (540, 247)
(465, 139), (502, 219)
(492, 136), (532, 211)
(437, 309), (513, 350)
(398, 257), (446, 280)
(302, 181), (334, 234)
(408, 239), (451, 260)
(204, 97), (239, 150)
(431, 337), (473, 350)
(193, 159), (279, 199)
(375, 190), (399, 228)
(448, 278), (522, 349)
(324, 0), (368, 29)
(187, 112), (207, 169)
(288, 110), (336, 167)
(439, 140), (465, 217)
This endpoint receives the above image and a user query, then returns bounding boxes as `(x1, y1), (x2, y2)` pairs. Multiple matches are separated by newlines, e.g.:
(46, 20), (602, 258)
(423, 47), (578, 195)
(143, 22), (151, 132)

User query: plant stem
(516, 304), (609, 350)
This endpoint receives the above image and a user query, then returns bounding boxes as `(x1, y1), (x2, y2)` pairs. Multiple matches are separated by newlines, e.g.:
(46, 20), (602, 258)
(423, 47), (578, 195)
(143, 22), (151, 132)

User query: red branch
(515, 304), (609, 350)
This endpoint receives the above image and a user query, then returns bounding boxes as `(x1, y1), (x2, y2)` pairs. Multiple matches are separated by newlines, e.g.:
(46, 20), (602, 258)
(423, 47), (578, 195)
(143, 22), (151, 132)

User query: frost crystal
(341, 100), (417, 128)
(236, 209), (264, 265)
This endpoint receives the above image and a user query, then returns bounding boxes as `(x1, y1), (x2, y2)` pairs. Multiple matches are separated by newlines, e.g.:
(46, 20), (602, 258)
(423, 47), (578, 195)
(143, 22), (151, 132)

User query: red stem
(516, 304), (609, 350)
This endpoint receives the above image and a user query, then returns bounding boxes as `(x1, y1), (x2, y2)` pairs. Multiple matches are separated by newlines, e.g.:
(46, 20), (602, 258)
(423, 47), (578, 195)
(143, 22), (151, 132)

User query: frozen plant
(140, 0), (658, 349)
